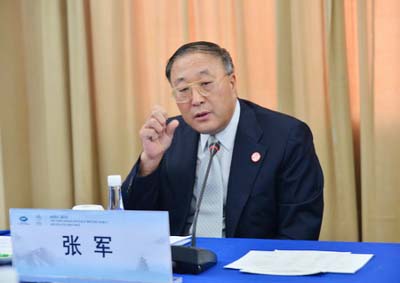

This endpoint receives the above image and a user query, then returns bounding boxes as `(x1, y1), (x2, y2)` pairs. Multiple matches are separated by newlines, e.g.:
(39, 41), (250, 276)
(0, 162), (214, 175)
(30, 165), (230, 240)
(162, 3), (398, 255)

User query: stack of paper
(0, 236), (12, 265)
(225, 250), (373, 276)
(169, 235), (191, 246)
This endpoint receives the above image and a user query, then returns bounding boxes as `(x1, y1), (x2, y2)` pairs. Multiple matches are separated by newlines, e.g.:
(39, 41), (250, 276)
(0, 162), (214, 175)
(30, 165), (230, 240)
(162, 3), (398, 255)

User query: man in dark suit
(122, 41), (323, 240)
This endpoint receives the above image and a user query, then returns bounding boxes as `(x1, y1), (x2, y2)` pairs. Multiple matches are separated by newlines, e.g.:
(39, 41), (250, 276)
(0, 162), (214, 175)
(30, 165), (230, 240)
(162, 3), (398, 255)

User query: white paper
(0, 236), (12, 265)
(225, 249), (373, 276)
(170, 235), (191, 246)
(0, 236), (12, 255)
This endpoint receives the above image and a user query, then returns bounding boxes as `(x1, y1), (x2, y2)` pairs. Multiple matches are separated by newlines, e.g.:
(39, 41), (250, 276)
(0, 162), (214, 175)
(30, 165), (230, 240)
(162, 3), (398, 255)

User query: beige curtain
(1, 0), (399, 242)
(276, 0), (359, 241)
(357, 0), (400, 242)
(0, 129), (6, 226)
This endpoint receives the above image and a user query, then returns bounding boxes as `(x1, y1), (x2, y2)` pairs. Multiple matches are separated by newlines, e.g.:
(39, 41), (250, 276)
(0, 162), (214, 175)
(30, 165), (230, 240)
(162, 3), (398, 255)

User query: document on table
(225, 250), (373, 276)
(0, 236), (12, 264)
(170, 235), (191, 246)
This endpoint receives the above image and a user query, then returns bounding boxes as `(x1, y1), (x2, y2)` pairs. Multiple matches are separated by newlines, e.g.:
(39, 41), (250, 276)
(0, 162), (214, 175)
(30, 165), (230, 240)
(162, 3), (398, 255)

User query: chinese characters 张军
(62, 235), (113, 258)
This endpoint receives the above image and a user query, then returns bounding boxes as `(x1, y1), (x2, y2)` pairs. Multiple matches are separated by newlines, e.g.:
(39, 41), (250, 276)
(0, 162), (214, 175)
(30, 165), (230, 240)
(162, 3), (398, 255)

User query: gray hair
(165, 41), (235, 83)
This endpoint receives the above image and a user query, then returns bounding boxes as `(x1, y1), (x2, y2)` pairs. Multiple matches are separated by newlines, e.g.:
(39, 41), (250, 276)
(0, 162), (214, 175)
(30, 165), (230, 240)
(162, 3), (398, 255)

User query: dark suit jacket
(122, 99), (323, 240)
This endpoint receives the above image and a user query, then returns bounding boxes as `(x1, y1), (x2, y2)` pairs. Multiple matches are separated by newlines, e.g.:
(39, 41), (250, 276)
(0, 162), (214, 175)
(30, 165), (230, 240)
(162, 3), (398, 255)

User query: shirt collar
(200, 99), (241, 152)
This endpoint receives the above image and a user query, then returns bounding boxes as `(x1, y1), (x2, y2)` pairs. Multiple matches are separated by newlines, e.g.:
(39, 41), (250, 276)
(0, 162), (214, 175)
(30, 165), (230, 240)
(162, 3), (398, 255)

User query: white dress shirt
(186, 99), (241, 236)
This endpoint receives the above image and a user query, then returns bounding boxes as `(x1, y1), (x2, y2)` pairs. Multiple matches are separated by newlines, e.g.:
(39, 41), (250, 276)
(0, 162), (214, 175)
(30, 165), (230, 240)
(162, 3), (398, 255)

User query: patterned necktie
(195, 135), (224, 237)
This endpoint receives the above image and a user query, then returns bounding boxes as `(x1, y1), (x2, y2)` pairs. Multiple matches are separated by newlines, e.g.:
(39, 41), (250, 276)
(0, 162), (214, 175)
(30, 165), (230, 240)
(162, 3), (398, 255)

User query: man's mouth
(194, 111), (210, 119)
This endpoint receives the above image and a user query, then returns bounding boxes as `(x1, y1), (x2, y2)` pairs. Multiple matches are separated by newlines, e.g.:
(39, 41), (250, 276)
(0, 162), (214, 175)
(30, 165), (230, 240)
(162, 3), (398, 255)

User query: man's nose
(191, 86), (205, 105)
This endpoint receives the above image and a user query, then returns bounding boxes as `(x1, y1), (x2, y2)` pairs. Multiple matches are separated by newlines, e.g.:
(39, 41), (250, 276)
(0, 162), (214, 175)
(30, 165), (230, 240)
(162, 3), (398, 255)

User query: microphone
(171, 141), (220, 274)
(191, 141), (220, 247)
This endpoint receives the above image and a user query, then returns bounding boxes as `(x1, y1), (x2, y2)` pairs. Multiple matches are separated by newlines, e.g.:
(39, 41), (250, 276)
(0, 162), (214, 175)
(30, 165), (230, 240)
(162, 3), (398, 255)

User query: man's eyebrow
(199, 69), (211, 76)
(173, 77), (185, 85)
(172, 69), (212, 85)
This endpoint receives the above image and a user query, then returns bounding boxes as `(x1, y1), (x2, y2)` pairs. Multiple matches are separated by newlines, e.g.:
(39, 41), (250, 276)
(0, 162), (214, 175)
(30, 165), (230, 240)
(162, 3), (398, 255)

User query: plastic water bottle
(107, 175), (124, 210)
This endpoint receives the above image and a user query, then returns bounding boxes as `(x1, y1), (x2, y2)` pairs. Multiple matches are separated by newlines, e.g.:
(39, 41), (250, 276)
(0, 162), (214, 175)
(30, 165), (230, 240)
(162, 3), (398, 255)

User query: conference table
(1, 230), (399, 282)
(186, 237), (400, 282)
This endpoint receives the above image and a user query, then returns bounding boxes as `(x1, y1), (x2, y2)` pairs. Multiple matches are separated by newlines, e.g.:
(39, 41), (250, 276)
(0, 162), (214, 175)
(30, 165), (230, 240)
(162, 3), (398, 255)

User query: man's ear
(229, 73), (237, 91)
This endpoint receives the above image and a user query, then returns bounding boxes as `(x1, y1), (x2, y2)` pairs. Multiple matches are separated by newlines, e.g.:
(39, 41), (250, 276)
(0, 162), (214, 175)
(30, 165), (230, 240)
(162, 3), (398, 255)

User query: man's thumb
(166, 119), (179, 137)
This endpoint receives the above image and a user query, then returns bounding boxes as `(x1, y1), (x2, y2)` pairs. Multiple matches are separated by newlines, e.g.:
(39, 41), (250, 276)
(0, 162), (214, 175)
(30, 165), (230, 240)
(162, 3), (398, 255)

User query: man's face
(169, 52), (237, 135)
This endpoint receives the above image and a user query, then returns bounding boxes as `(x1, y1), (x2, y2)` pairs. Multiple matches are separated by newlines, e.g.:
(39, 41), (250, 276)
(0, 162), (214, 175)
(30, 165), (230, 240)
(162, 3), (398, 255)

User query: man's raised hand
(138, 106), (179, 176)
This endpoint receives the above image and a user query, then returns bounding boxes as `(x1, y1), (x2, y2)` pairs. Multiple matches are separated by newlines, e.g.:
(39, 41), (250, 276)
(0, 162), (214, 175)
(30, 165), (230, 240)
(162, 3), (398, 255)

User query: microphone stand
(171, 142), (220, 274)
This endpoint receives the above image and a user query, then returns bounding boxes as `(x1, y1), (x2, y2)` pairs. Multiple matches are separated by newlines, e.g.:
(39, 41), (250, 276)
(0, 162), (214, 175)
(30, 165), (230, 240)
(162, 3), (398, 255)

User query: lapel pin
(251, 152), (261, 163)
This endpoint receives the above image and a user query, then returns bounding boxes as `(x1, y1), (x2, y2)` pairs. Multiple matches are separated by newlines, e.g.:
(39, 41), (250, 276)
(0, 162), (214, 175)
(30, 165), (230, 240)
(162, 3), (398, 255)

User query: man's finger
(151, 106), (168, 126)
(140, 128), (159, 141)
(146, 118), (164, 134)
(166, 119), (179, 137)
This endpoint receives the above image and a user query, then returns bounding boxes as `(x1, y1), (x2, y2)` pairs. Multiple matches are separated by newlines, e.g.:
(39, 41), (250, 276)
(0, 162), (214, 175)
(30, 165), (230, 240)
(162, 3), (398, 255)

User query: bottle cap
(108, 175), (122, 187)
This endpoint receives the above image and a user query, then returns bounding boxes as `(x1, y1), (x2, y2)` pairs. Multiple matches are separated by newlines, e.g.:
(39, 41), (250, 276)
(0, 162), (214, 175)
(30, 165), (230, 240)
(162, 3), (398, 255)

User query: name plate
(9, 209), (173, 283)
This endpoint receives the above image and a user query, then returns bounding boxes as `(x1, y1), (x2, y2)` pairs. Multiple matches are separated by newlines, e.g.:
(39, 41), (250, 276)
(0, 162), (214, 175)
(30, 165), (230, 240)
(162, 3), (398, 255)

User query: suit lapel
(225, 100), (269, 237)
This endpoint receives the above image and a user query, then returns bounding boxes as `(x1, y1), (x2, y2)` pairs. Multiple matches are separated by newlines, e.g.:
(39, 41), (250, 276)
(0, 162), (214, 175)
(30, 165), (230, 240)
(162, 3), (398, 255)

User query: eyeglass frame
(171, 73), (232, 104)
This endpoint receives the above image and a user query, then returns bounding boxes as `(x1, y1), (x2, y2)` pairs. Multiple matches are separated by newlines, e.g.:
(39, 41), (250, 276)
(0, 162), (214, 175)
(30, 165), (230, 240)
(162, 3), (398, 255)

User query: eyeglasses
(171, 74), (230, 103)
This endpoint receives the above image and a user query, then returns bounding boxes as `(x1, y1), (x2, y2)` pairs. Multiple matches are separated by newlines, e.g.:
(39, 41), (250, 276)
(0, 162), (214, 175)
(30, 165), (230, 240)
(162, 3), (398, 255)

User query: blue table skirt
(0, 230), (10, 236)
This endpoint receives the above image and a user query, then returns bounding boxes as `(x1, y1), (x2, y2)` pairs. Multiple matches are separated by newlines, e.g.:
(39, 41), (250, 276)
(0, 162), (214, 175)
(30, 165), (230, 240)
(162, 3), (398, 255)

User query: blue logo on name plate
(19, 216), (28, 222)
